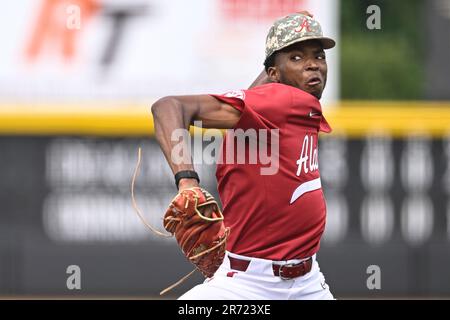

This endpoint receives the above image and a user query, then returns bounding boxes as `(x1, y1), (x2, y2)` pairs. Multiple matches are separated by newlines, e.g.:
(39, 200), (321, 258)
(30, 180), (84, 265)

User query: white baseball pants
(178, 251), (334, 300)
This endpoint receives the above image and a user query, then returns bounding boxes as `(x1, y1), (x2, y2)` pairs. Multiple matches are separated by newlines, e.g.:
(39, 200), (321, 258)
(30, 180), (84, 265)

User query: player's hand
(178, 178), (200, 192)
(178, 182), (215, 218)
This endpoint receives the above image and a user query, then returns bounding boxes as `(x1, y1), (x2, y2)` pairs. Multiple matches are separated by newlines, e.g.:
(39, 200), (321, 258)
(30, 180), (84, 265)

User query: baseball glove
(131, 148), (230, 295)
(163, 187), (230, 278)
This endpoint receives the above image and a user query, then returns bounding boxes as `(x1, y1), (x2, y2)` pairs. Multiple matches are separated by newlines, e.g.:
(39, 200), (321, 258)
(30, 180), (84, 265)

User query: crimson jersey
(210, 83), (332, 260)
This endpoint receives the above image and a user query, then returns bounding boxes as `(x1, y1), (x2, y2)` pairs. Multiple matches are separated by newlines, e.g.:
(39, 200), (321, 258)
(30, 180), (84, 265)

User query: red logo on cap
(294, 19), (312, 33)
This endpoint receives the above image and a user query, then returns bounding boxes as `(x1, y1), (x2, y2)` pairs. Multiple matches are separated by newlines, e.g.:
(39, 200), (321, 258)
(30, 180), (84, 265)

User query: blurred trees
(340, 0), (425, 100)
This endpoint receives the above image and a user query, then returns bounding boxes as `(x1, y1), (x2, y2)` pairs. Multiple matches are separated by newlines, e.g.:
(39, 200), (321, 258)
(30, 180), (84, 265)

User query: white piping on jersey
(289, 178), (322, 204)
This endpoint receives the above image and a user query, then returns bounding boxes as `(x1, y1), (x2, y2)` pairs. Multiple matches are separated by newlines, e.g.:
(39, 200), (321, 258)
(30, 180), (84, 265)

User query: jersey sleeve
(209, 84), (293, 131)
(209, 90), (246, 112)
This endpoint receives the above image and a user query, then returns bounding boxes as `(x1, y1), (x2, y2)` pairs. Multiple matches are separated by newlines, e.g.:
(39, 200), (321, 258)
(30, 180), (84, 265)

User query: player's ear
(267, 67), (280, 83)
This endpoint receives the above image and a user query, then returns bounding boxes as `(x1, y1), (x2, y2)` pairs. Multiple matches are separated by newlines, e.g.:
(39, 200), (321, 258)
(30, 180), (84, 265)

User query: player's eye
(317, 53), (326, 60)
(291, 55), (302, 61)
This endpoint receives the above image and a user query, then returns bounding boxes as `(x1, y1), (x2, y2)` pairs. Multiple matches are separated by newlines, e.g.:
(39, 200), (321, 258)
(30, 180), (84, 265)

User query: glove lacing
(131, 147), (229, 295)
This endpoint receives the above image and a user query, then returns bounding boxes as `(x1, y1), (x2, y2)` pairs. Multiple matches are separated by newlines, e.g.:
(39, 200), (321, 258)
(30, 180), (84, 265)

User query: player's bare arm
(151, 95), (241, 189)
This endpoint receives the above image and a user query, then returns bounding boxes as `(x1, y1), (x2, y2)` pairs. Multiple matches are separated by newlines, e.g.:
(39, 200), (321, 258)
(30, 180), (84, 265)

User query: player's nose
(305, 59), (319, 71)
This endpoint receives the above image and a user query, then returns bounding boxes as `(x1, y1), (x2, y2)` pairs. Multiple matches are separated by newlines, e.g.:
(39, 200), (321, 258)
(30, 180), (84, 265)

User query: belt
(228, 256), (313, 280)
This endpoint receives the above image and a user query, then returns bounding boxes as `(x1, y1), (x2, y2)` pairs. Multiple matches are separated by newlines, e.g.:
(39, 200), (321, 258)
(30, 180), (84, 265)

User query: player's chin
(305, 86), (323, 99)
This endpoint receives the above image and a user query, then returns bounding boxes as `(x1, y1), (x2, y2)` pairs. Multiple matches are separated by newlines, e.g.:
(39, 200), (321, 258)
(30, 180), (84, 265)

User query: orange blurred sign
(25, 0), (99, 62)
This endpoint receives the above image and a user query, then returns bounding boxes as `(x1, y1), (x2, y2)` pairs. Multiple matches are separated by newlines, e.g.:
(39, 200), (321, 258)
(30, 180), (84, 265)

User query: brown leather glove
(164, 187), (230, 278)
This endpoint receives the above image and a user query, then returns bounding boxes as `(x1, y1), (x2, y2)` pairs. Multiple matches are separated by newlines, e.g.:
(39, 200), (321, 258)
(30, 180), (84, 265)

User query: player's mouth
(306, 77), (322, 87)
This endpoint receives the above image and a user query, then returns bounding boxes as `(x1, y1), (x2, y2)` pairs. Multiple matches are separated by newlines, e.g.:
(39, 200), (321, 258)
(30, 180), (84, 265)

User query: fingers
(197, 203), (215, 218)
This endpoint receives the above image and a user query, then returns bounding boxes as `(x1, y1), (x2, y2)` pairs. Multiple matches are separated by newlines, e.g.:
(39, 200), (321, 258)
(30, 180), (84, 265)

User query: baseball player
(151, 12), (335, 300)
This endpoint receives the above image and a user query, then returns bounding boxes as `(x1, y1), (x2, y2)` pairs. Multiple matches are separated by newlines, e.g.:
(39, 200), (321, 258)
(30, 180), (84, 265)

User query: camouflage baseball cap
(265, 13), (336, 62)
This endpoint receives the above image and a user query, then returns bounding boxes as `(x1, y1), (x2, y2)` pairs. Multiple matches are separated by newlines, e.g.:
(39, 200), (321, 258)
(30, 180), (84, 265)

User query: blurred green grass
(340, 0), (425, 100)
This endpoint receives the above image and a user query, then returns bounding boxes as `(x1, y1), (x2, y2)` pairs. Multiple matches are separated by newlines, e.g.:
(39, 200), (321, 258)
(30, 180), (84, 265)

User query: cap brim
(317, 37), (336, 49)
(264, 36), (336, 65)
(290, 36), (336, 49)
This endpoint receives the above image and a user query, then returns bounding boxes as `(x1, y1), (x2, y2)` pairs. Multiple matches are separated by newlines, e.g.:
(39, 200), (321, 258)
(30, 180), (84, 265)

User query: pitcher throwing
(151, 12), (336, 300)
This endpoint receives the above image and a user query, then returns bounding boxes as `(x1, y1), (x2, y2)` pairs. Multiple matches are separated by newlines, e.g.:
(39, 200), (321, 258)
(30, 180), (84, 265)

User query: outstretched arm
(151, 95), (240, 190)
